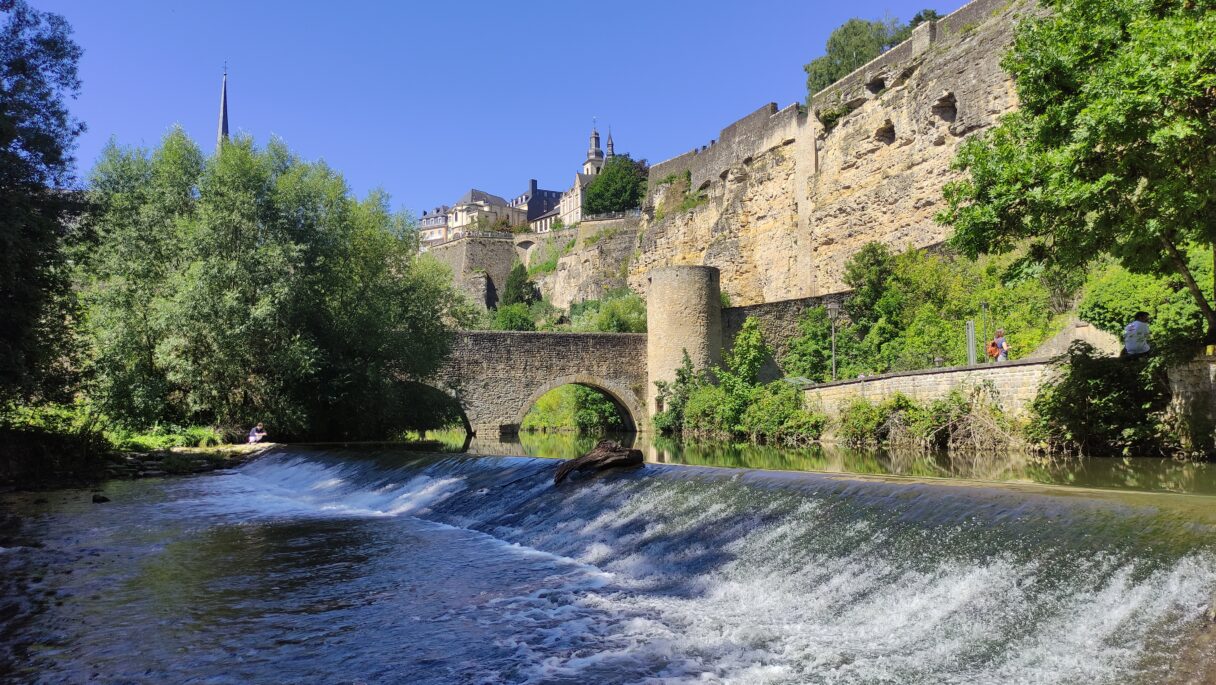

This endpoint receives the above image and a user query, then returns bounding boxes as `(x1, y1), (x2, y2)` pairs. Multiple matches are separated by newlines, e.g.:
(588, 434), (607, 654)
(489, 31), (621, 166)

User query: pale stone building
(446, 189), (527, 236)
(418, 205), (451, 246)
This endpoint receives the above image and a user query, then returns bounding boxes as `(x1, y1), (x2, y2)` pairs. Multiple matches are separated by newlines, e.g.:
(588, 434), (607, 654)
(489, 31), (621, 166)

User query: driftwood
(553, 439), (643, 485)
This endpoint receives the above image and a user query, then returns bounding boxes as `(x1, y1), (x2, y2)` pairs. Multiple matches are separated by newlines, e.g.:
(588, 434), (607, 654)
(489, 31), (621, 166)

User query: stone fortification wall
(631, 122), (814, 305)
(544, 216), (642, 309)
(426, 236), (517, 309)
(806, 0), (1024, 292)
(722, 293), (850, 381)
(434, 331), (648, 436)
(648, 102), (808, 197)
(576, 0), (1027, 308)
(804, 358), (1052, 418)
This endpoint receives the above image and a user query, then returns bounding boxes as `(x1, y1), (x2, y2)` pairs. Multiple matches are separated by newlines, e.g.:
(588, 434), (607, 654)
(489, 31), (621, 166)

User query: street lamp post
(826, 301), (841, 381)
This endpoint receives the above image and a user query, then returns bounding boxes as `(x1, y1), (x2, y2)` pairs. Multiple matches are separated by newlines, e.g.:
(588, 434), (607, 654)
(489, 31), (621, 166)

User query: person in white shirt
(1122, 311), (1151, 358)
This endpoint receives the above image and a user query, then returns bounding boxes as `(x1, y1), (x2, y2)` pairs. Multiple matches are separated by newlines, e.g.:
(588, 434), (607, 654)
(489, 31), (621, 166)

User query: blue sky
(41, 0), (947, 216)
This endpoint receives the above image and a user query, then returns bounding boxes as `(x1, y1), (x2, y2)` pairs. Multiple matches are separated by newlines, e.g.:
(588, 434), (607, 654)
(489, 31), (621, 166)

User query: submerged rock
(553, 440), (643, 485)
(90, 494), (110, 504)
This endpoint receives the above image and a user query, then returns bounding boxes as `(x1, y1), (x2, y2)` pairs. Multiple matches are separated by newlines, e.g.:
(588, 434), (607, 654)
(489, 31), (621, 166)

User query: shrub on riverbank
(655, 318), (829, 445)
(1027, 342), (1176, 457)
(0, 402), (227, 485)
(836, 388), (1019, 453)
(3, 403), (228, 454)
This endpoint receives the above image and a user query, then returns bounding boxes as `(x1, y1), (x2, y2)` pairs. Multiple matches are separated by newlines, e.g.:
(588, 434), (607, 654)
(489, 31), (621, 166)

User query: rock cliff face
(546, 0), (1027, 308)
(806, 1), (1022, 293)
(543, 217), (641, 310)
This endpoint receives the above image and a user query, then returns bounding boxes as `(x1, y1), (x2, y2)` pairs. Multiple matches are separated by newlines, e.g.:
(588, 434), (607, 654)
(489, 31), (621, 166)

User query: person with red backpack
(987, 329), (1010, 362)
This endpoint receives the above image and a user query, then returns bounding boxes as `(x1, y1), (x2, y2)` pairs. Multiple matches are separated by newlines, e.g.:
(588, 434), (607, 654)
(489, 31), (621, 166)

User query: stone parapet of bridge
(431, 330), (648, 437)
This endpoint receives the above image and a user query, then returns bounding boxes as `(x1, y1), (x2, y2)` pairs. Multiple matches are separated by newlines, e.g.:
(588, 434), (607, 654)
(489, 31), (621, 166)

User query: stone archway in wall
(515, 239), (536, 268)
(511, 373), (647, 434)
(409, 382), (475, 439)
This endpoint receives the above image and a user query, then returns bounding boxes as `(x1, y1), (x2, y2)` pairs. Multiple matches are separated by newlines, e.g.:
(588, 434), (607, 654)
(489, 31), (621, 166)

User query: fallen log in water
(553, 439), (643, 485)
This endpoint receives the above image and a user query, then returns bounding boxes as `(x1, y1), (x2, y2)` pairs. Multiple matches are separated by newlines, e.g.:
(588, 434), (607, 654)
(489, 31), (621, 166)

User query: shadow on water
(462, 431), (1216, 496)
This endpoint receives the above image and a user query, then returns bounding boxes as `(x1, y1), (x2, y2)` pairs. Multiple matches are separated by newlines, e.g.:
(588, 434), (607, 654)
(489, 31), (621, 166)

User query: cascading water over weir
(2, 446), (1214, 684)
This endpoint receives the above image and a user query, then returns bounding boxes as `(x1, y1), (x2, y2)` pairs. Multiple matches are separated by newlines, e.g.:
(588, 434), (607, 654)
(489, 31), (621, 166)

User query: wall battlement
(648, 101), (808, 194)
(809, 0), (1009, 118)
(613, 0), (1026, 306)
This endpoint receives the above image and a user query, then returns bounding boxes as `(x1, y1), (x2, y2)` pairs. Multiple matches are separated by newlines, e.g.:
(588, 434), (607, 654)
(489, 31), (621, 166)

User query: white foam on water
(215, 452), (1216, 683)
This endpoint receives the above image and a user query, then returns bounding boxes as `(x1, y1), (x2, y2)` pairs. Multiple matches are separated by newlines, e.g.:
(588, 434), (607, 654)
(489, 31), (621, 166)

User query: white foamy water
(5, 448), (1214, 685)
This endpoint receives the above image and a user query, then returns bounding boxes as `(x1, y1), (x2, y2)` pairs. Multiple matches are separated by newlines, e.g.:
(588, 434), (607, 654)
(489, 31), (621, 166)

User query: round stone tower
(646, 266), (723, 420)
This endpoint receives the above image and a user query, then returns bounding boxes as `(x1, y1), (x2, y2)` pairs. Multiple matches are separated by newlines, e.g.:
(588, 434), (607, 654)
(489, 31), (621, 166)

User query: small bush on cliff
(492, 303), (535, 331)
(501, 263), (537, 307)
(569, 289), (646, 333)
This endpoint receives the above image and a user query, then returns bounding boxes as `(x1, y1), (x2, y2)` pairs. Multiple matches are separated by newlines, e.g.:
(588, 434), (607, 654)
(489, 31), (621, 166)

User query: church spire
(606, 127), (614, 158)
(217, 68), (229, 150)
(587, 120), (602, 161)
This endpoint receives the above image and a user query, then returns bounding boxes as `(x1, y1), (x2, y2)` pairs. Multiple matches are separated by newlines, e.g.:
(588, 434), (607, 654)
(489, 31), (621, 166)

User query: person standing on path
(1122, 311), (1151, 358)
(993, 329), (1010, 362)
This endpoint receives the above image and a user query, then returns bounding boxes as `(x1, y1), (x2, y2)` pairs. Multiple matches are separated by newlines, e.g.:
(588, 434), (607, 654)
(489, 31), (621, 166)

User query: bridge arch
(511, 373), (646, 434)
(514, 239), (537, 267)
(406, 381), (475, 437)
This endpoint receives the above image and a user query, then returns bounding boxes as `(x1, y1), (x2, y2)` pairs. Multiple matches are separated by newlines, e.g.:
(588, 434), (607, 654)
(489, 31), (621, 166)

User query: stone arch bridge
(429, 331), (649, 437)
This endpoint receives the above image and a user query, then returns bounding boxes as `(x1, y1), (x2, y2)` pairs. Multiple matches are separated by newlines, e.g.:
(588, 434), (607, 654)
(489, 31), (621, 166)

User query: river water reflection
(461, 431), (1216, 496)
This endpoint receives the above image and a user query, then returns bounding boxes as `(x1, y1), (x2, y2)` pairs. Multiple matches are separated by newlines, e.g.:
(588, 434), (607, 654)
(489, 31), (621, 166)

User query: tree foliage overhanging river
(2, 443), (1215, 684)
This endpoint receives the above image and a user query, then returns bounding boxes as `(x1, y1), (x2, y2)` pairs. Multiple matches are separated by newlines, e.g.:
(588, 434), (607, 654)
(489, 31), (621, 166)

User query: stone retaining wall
(723, 292), (850, 381)
(804, 359), (1053, 417)
(1168, 355), (1216, 452)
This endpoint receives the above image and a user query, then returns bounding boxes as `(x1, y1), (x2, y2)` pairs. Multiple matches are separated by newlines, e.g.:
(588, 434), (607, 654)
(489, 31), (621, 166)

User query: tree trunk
(1160, 236), (1216, 343)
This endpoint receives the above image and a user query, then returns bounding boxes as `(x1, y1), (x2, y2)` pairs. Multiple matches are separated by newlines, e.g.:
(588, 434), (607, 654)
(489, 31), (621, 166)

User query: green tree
(582, 154), (648, 215)
(83, 133), (469, 438)
(0, 0), (84, 402)
(493, 302), (535, 331)
(783, 307), (840, 382)
(500, 262), (536, 306)
(842, 242), (895, 338)
(939, 0), (1216, 341)
(804, 17), (898, 98)
(83, 129), (203, 424)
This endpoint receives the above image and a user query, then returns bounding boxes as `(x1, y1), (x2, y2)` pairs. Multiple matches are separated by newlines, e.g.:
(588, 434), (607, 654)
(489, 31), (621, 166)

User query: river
(2, 442), (1214, 683)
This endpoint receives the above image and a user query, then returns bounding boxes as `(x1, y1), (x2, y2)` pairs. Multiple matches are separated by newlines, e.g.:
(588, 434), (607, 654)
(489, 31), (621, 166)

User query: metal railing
(582, 209), (642, 222)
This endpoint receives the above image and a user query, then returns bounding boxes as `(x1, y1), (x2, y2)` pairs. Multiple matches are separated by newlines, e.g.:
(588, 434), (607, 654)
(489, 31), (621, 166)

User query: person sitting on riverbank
(1122, 311), (1151, 359)
(248, 423), (267, 444)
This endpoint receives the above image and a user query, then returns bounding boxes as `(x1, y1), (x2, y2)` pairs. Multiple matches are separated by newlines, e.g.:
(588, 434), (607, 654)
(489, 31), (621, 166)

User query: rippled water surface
(3, 446), (1215, 684)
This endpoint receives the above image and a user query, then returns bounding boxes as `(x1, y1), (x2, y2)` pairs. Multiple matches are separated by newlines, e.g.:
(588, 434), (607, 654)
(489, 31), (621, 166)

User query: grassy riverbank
(0, 403), (268, 488)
